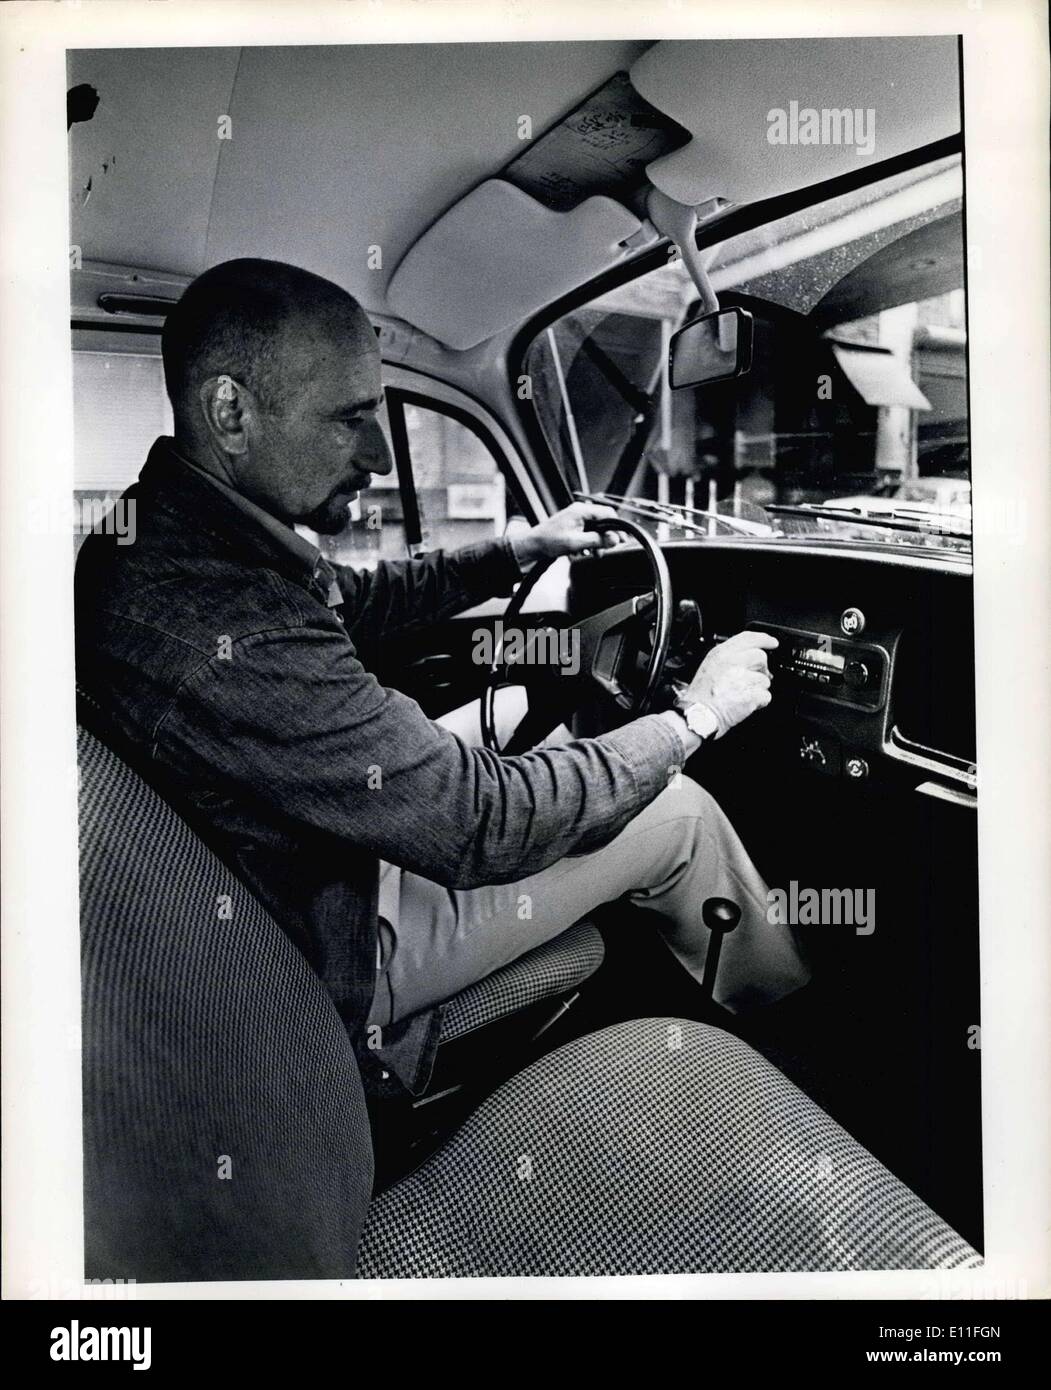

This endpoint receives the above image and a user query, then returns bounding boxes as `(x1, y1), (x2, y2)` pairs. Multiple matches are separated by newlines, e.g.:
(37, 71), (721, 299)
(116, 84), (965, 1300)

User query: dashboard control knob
(840, 607), (866, 636)
(844, 659), (870, 689)
(845, 756), (869, 780)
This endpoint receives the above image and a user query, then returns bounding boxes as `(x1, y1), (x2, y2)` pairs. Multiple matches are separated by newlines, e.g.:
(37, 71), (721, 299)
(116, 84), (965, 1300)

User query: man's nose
(365, 417), (394, 477)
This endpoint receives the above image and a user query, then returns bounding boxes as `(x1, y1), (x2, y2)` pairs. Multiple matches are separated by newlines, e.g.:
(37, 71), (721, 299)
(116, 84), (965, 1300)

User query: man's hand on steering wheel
(509, 501), (626, 567)
(483, 512), (673, 754)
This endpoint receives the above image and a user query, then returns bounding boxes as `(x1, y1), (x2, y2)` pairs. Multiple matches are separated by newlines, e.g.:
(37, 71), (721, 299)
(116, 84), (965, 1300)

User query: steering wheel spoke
(576, 591), (657, 708)
(493, 623), (576, 688)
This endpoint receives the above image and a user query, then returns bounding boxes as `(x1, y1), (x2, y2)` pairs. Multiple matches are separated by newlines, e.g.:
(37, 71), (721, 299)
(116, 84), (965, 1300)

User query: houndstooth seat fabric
(79, 723), (980, 1282)
(438, 919), (605, 1043)
(359, 1016), (982, 1278)
(79, 726), (374, 1283)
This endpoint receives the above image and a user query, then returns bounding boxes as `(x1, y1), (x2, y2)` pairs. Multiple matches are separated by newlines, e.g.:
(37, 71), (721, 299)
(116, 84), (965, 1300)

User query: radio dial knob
(844, 660), (870, 690)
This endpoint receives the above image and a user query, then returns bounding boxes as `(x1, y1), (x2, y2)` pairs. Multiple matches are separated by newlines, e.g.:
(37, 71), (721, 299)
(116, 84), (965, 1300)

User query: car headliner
(68, 42), (650, 308)
(68, 39), (959, 350)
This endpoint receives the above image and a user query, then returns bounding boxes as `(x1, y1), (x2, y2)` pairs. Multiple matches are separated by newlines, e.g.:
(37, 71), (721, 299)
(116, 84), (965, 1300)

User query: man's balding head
(162, 258), (370, 415)
(162, 258), (392, 532)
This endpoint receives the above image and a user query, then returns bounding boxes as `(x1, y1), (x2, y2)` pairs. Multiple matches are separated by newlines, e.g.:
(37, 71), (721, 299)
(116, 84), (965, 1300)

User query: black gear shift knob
(702, 897), (741, 933)
(698, 897), (741, 1007)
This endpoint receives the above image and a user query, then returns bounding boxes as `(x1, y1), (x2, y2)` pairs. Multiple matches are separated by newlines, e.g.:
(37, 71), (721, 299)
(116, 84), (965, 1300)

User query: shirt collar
(165, 441), (344, 608)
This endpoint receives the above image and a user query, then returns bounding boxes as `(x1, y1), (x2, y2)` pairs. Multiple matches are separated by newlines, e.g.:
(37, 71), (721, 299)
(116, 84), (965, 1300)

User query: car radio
(748, 623), (887, 710)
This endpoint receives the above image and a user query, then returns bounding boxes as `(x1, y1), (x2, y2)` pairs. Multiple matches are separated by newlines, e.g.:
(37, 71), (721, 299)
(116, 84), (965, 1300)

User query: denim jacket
(75, 438), (686, 1092)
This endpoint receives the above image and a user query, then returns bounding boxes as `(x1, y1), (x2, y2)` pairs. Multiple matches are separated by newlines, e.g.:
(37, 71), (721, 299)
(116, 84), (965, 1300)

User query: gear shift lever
(700, 896), (741, 1006)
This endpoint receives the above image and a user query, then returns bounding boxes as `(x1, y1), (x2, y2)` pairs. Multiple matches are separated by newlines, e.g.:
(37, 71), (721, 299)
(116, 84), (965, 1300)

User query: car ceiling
(68, 42), (650, 306)
(68, 38), (960, 348)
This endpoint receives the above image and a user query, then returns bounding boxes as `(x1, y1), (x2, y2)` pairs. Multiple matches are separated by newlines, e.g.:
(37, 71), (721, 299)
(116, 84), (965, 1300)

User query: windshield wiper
(577, 492), (969, 545)
(574, 490), (772, 539)
(764, 502), (971, 539)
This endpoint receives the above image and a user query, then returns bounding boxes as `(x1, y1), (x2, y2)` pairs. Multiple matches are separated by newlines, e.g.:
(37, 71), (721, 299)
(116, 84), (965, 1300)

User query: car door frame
(375, 368), (575, 715)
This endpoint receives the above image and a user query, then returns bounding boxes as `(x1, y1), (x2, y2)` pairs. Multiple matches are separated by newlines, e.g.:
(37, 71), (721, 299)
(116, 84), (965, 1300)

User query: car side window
(404, 402), (508, 552)
(69, 351), (512, 568)
(315, 397), (509, 567)
(71, 349), (173, 553)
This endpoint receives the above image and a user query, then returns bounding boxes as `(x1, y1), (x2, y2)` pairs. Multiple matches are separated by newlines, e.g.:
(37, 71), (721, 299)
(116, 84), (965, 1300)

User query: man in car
(75, 257), (807, 1094)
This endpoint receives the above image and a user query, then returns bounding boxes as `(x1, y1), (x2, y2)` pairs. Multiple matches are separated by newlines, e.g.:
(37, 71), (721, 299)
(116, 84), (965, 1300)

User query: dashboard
(569, 540), (977, 810)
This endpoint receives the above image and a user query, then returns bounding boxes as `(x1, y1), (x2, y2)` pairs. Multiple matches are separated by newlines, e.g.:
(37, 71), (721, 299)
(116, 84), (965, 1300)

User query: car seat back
(78, 725), (372, 1282)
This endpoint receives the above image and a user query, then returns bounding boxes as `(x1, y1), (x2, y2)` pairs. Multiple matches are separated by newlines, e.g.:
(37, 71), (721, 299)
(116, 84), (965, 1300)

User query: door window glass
(314, 400), (508, 567)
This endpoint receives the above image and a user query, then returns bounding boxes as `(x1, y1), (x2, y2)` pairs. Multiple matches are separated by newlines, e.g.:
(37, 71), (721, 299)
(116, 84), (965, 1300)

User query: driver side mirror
(669, 307), (754, 389)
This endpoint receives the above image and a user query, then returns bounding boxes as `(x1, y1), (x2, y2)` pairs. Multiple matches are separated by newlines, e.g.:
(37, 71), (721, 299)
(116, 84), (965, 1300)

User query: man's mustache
(328, 471), (371, 501)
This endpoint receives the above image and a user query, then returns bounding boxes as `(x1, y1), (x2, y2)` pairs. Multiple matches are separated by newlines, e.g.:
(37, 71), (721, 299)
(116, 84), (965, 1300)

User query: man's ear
(199, 375), (250, 456)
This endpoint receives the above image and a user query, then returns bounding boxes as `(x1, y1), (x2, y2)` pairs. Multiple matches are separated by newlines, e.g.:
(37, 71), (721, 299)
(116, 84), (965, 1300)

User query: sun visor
(630, 37), (960, 208)
(830, 341), (931, 410)
(386, 180), (642, 351)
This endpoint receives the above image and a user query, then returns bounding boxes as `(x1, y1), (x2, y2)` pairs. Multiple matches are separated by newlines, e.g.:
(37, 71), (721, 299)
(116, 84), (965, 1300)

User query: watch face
(685, 704), (718, 739)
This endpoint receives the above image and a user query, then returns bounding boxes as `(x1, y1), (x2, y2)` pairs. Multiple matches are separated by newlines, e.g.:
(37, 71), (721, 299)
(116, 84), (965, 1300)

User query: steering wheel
(481, 516), (674, 755)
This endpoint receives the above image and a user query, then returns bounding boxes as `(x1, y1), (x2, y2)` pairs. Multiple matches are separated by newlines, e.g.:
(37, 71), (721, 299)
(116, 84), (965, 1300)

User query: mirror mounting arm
(644, 188), (727, 314)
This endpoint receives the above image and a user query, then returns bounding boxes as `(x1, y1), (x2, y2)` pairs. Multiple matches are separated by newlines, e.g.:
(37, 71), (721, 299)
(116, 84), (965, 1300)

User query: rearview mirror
(669, 307), (753, 389)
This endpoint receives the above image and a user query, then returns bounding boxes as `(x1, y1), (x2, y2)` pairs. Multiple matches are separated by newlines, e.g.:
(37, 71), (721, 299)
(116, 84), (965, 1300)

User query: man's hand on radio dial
(680, 630), (779, 738)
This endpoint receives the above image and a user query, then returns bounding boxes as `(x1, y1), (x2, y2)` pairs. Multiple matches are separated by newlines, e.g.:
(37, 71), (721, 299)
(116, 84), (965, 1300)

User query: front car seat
(78, 727), (981, 1281)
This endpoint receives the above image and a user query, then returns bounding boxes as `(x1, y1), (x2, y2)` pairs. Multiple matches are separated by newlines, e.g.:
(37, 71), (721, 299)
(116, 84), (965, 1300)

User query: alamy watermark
(767, 880), (875, 935)
(50, 1319), (151, 1370)
(472, 620), (580, 677)
(767, 102), (876, 158)
(29, 495), (136, 545)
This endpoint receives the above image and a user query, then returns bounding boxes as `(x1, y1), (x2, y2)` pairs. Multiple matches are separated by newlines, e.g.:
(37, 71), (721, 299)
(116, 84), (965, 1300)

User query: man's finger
(572, 502), (622, 525)
(739, 668), (770, 689)
(722, 629), (779, 651)
(735, 648), (770, 672)
(578, 525), (628, 547)
(574, 529), (610, 551)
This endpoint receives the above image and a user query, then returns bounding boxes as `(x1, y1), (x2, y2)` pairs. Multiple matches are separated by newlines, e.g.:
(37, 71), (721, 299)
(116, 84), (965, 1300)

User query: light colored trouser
(368, 689), (809, 1028)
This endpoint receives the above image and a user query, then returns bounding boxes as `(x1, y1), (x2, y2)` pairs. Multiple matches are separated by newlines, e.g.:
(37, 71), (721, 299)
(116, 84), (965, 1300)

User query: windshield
(524, 153), (970, 555)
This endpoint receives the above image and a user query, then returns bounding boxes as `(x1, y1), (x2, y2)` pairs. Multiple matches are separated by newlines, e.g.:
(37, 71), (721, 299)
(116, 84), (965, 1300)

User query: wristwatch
(679, 702), (719, 741)
(671, 685), (720, 742)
